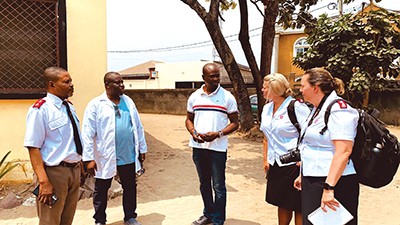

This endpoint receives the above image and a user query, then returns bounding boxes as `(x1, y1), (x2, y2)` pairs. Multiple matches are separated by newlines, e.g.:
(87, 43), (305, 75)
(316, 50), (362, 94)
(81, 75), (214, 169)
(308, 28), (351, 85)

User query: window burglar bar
(0, 0), (66, 98)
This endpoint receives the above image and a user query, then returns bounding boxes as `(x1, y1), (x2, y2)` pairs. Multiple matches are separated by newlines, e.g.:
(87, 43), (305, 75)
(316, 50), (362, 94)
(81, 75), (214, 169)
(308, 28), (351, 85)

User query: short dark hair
(104, 71), (120, 84)
(43, 67), (67, 86)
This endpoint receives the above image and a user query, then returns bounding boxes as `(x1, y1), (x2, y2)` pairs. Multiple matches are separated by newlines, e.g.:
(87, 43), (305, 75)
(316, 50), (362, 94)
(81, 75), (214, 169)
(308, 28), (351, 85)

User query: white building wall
(125, 61), (212, 89)
(124, 79), (160, 89)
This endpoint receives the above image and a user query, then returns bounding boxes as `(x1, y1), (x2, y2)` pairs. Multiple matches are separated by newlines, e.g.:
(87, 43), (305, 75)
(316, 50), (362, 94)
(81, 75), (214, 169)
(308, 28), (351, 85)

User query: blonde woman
(260, 73), (310, 225)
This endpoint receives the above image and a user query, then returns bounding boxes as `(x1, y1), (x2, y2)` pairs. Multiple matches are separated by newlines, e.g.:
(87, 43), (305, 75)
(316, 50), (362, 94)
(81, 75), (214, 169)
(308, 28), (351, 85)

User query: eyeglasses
(113, 105), (121, 118)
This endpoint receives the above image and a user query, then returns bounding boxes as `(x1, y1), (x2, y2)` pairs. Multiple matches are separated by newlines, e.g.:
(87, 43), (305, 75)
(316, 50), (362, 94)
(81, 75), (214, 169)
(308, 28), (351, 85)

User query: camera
(279, 148), (301, 164)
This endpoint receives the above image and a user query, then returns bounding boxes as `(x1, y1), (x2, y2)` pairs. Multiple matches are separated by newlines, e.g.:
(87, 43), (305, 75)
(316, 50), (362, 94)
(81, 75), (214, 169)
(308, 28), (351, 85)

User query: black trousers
(93, 163), (137, 223)
(302, 174), (359, 225)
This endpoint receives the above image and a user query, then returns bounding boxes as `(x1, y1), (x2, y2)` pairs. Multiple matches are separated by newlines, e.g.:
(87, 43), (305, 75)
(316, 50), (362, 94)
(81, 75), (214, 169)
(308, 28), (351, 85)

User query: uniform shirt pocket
(48, 116), (68, 131)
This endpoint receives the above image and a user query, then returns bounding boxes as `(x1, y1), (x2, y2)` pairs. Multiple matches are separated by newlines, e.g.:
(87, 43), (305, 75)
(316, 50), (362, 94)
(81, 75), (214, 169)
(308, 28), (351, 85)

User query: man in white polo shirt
(185, 63), (239, 225)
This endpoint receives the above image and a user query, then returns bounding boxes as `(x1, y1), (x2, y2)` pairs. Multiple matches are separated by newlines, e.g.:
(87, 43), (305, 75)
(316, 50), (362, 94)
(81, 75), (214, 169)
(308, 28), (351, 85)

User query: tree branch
(209, 0), (220, 22)
(180, 0), (208, 21)
(250, 0), (265, 18)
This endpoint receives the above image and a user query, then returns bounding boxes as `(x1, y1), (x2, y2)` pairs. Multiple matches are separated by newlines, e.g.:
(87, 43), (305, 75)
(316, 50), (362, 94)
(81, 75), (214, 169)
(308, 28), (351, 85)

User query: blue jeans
(193, 148), (227, 225)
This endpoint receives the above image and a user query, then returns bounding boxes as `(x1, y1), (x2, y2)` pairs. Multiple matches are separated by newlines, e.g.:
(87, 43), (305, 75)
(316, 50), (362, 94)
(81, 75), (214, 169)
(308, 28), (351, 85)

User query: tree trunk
(238, 0), (264, 122)
(181, 0), (254, 131)
(205, 22), (254, 131)
(260, 1), (279, 79)
(363, 90), (370, 108)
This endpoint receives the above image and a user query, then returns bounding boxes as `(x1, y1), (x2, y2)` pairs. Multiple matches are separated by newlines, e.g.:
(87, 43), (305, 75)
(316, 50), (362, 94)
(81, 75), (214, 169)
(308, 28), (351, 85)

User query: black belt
(58, 161), (80, 168)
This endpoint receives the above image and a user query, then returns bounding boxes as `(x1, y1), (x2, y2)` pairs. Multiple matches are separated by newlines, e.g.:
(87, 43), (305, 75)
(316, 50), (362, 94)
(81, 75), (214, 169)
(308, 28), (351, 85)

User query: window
(293, 37), (309, 57)
(175, 82), (204, 89)
(0, 0), (66, 99)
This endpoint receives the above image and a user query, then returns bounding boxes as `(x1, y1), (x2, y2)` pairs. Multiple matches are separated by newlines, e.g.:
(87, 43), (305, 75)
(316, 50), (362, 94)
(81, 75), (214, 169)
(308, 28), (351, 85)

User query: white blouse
(299, 91), (359, 177)
(260, 96), (311, 166)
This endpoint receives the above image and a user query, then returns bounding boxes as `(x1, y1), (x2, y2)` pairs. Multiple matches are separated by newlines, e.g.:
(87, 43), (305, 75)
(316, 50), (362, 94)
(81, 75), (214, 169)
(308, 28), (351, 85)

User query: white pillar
(271, 34), (280, 73)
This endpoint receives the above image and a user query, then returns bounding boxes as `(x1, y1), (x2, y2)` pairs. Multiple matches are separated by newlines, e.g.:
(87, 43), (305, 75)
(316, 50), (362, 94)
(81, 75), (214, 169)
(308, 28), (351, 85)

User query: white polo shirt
(299, 91), (359, 177)
(187, 85), (238, 152)
(24, 93), (82, 165)
(260, 96), (311, 166)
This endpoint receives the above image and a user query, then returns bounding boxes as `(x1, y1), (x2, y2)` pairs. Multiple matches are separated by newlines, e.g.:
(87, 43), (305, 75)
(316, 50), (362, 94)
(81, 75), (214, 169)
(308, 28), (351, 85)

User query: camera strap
(297, 94), (329, 145)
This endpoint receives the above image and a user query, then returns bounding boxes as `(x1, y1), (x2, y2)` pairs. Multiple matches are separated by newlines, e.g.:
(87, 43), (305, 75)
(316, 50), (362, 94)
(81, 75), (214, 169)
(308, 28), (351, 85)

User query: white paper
(308, 201), (354, 225)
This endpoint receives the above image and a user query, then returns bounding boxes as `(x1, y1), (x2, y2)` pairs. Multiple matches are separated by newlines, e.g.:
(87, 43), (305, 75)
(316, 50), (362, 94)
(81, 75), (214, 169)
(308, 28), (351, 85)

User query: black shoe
(192, 215), (212, 225)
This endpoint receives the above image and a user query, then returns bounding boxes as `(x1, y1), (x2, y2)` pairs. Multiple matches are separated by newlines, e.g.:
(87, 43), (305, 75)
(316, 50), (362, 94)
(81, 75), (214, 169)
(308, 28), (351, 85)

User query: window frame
(0, 0), (67, 99)
(293, 37), (310, 58)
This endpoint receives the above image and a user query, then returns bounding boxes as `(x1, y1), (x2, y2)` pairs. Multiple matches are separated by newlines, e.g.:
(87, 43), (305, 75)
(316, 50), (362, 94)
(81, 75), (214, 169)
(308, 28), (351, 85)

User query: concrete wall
(67, 0), (107, 118)
(126, 89), (400, 126)
(369, 90), (400, 126)
(125, 89), (195, 115)
(0, 0), (107, 181)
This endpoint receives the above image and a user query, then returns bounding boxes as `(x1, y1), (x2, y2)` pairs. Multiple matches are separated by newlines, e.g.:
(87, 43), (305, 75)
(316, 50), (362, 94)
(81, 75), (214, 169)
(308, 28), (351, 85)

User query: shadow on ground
(226, 218), (261, 225)
(226, 136), (265, 186)
(108, 213), (166, 225)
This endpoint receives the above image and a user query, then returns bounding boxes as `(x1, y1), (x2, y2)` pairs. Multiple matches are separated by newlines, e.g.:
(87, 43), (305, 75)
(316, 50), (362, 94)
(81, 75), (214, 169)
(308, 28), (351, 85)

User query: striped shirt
(187, 85), (238, 152)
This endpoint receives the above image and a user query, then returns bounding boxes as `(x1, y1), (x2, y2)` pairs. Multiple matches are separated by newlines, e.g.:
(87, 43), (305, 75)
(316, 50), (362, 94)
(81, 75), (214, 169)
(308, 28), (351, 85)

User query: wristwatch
(218, 130), (224, 138)
(323, 182), (335, 190)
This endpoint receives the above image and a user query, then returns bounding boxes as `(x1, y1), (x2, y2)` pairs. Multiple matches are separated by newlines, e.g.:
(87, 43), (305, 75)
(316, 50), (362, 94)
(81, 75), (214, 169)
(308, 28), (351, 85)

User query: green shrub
(0, 151), (18, 181)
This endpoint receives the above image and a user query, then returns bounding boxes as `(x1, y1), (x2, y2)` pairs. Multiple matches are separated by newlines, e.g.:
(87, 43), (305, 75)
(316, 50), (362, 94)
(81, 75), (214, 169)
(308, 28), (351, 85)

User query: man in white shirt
(185, 63), (239, 225)
(82, 72), (147, 225)
(24, 67), (83, 225)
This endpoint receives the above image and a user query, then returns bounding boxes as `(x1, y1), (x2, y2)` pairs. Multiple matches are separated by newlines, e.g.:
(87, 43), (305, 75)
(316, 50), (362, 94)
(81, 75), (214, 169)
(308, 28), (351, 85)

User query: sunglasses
(113, 105), (121, 118)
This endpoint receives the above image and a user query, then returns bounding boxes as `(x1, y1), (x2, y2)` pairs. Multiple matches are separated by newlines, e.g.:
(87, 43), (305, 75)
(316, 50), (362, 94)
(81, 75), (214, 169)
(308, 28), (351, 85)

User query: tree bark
(260, 0), (279, 79)
(238, 0), (264, 122)
(181, 0), (254, 131)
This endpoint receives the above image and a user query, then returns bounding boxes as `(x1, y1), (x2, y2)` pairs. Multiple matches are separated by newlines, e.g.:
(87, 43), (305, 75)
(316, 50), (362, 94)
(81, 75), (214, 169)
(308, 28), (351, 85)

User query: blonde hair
(303, 68), (345, 95)
(263, 73), (292, 97)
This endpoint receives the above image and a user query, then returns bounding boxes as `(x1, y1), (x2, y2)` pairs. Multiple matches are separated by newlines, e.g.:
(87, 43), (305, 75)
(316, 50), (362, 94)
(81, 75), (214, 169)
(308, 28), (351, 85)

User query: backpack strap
(319, 98), (352, 135)
(287, 99), (301, 134)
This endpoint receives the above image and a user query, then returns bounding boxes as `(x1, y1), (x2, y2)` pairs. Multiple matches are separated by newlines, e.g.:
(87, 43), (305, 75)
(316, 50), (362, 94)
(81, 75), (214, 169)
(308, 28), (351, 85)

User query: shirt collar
(322, 91), (339, 111)
(47, 93), (65, 109)
(200, 84), (221, 96)
(270, 96), (294, 116)
(100, 92), (125, 106)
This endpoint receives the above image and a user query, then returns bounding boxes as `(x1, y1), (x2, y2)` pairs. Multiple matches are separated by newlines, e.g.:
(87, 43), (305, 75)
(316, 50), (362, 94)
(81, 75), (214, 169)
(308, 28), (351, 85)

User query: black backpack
(320, 99), (400, 188)
(287, 99), (301, 134)
(287, 99), (313, 134)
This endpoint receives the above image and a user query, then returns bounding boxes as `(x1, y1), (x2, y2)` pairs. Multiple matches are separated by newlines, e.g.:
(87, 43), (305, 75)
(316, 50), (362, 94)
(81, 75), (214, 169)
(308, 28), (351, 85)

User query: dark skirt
(301, 175), (359, 225)
(266, 163), (301, 212)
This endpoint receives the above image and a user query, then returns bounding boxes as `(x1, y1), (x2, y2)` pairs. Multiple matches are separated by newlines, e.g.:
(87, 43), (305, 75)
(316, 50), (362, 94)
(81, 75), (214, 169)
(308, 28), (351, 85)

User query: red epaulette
(33, 99), (46, 108)
(337, 100), (348, 109)
(296, 98), (304, 103)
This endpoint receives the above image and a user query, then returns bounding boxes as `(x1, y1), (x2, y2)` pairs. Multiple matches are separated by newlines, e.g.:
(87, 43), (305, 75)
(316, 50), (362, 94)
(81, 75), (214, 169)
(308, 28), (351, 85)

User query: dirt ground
(0, 113), (399, 225)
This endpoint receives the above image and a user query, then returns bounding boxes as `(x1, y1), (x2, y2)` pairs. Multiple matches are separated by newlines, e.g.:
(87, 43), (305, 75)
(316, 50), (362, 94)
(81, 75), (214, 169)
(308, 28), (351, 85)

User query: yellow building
(275, 28), (307, 87)
(0, 0), (107, 181)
